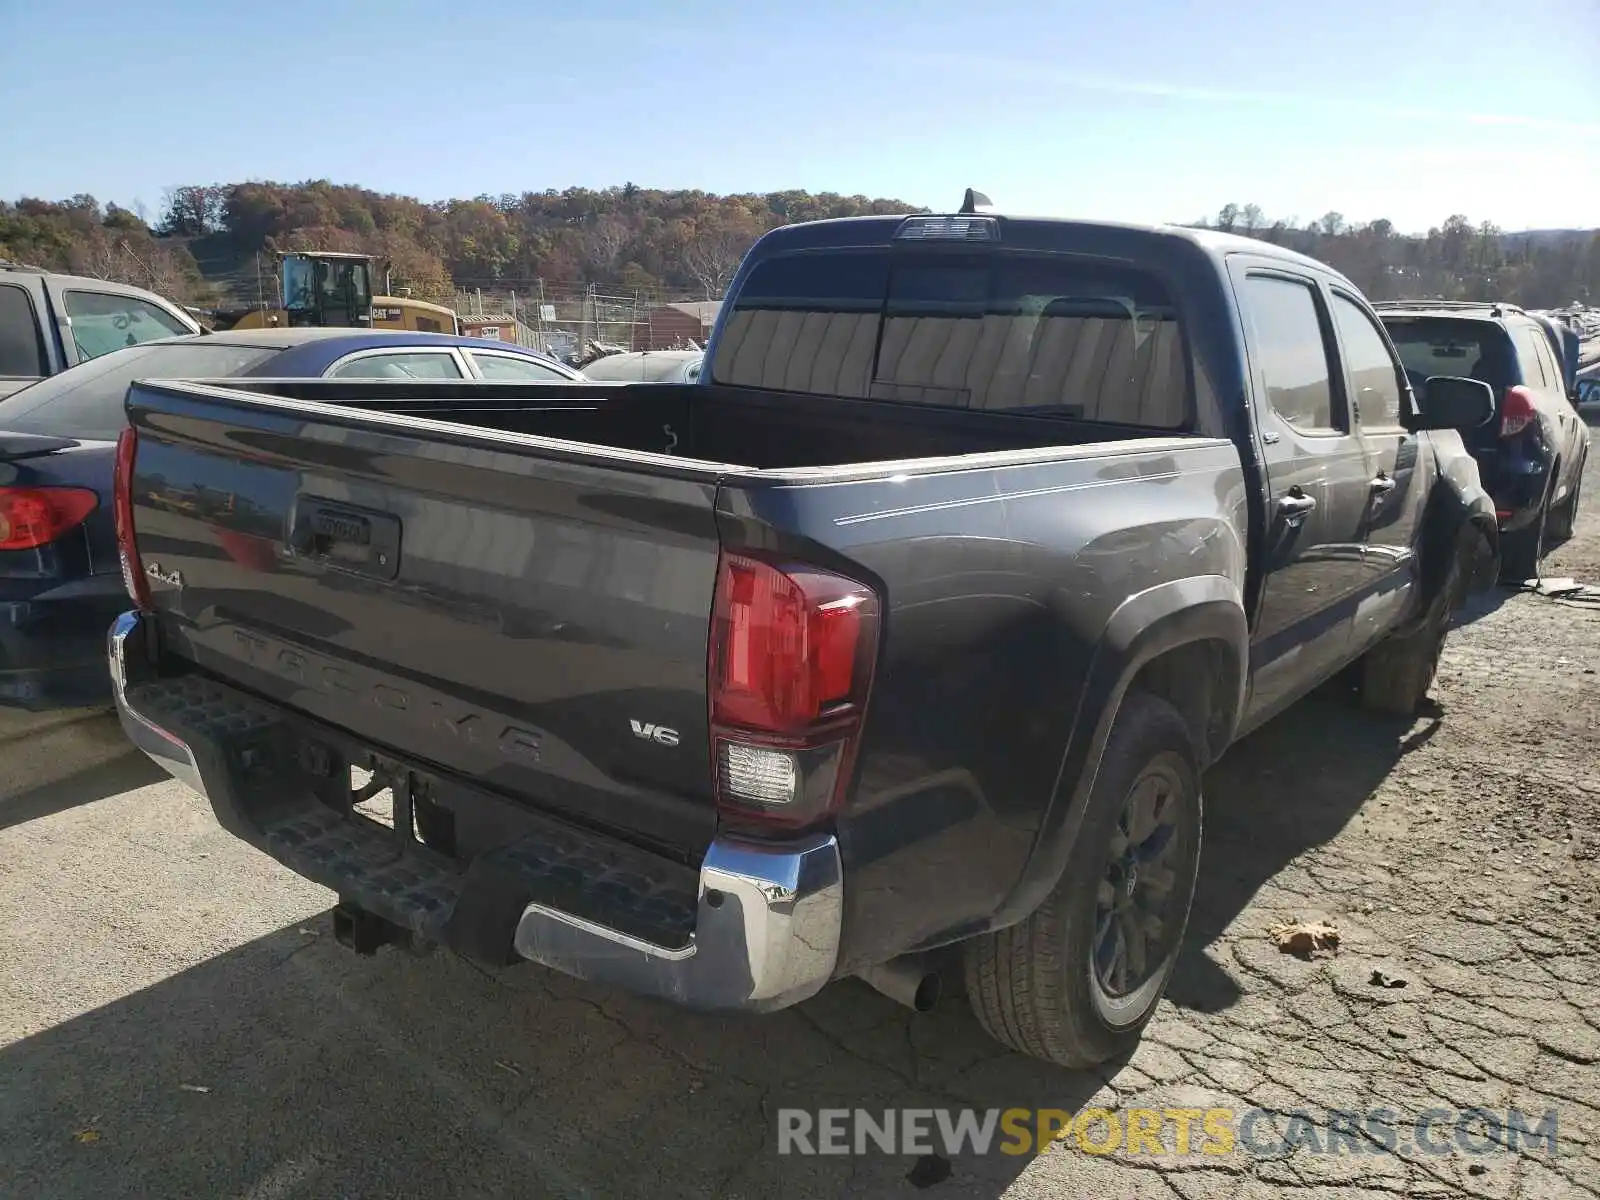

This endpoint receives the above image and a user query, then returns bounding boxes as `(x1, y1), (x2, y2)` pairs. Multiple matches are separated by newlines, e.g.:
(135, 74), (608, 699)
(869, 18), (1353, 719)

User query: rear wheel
(1498, 483), (1551, 585)
(1547, 471), (1582, 543)
(963, 693), (1201, 1067)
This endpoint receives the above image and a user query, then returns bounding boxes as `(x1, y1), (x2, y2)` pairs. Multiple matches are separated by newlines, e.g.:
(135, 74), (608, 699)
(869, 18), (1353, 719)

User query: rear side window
(1239, 276), (1339, 433)
(712, 250), (1190, 428)
(0, 342), (278, 440)
(1535, 338), (1568, 394)
(469, 351), (569, 381)
(0, 283), (46, 376)
(1514, 328), (1550, 388)
(64, 290), (191, 361)
(1330, 293), (1405, 429)
(328, 351), (464, 379)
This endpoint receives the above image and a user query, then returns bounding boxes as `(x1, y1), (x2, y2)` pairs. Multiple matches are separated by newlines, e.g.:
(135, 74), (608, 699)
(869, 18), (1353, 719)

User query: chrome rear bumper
(108, 609), (843, 1011)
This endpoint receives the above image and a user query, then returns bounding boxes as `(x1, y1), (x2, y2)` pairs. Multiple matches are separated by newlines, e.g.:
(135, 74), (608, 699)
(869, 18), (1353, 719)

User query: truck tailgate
(124, 383), (722, 859)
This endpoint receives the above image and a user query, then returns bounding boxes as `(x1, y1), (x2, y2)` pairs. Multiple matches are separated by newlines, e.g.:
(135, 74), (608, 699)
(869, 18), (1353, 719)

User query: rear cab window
(711, 247), (1191, 429)
(0, 342), (279, 440)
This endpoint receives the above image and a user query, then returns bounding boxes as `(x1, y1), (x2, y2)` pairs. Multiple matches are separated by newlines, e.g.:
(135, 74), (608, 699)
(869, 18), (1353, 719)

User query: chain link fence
(445, 285), (721, 362)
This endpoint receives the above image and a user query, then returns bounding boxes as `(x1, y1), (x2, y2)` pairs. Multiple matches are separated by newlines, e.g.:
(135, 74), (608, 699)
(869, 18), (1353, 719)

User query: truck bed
(117, 373), (1241, 977)
(204, 377), (1193, 471)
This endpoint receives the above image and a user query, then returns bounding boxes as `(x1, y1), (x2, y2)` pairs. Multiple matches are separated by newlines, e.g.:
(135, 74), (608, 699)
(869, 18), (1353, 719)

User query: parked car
(581, 349), (704, 383)
(1530, 311), (1582, 393)
(1376, 301), (1590, 580)
(0, 263), (202, 400)
(0, 328), (578, 709)
(108, 208), (1497, 1069)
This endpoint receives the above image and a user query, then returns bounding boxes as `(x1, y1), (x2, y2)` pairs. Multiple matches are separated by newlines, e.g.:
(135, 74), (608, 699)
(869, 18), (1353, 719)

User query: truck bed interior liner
(216, 378), (1188, 470)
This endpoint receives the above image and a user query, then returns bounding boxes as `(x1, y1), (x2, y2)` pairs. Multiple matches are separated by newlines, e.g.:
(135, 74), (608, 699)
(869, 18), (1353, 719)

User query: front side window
(64, 290), (190, 361)
(712, 250), (1190, 428)
(327, 351), (464, 379)
(1239, 276), (1339, 434)
(282, 257), (315, 310)
(470, 351), (569, 381)
(1331, 293), (1405, 429)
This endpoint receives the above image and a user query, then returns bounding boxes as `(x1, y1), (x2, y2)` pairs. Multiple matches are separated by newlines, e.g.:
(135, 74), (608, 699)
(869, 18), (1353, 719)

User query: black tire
(1498, 489), (1550, 585)
(1359, 528), (1471, 716)
(1547, 471), (1581, 543)
(963, 692), (1202, 1068)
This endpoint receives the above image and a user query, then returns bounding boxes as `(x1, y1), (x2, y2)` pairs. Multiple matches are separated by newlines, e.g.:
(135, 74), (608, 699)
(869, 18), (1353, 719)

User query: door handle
(1369, 474), (1396, 494)
(1277, 489), (1317, 526)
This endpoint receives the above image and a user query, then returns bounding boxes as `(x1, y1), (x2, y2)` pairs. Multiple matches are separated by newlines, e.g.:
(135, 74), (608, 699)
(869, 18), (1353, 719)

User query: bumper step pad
(121, 675), (700, 959)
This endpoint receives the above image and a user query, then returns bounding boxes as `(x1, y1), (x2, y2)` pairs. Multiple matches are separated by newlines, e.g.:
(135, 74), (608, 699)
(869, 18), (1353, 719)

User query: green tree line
(1192, 204), (1599, 308)
(3, 184), (1596, 310)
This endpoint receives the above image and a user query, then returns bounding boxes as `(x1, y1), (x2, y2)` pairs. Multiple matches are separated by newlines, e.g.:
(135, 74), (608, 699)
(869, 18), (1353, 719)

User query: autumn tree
(9, 182), (1596, 311)
(681, 211), (762, 296)
(159, 185), (225, 236)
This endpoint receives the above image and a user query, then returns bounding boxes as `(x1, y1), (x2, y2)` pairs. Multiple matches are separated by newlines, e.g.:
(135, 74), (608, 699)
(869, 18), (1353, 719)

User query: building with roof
(638, 300), (722, 350)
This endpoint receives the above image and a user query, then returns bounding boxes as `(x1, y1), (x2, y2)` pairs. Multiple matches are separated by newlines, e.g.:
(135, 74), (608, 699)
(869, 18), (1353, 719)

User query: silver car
(580, 350), (703, 384)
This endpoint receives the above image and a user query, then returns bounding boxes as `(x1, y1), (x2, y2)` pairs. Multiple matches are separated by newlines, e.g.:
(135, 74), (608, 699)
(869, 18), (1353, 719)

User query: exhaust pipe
(859, 956), (942, 1013)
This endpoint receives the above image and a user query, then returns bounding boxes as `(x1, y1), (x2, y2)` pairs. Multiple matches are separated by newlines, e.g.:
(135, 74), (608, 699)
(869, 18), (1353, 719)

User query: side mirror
(1415, 376), (1496, 430)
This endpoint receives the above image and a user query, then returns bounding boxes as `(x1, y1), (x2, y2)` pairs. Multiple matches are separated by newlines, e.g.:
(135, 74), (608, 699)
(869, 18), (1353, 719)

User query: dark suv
(1377, 301), (1589, 581)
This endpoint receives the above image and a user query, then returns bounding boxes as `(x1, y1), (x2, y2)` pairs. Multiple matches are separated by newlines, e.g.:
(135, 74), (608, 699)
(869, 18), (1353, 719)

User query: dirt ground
(1, 421), (1597, 1199)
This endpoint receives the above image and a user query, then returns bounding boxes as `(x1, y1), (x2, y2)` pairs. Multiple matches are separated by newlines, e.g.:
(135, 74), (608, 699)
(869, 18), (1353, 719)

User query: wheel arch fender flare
(990, 575), (1248, 930)
(1419, 467), (1501, 603)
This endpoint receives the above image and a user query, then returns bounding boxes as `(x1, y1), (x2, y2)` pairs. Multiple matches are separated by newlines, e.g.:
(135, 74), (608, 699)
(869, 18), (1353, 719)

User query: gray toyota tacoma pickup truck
(106, 203), (1499, 1067)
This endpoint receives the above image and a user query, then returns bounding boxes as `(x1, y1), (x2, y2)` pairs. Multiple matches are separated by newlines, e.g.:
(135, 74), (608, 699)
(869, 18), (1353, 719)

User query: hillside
(3, 185), (1598, 311)
(1190, 207), (1600, 308)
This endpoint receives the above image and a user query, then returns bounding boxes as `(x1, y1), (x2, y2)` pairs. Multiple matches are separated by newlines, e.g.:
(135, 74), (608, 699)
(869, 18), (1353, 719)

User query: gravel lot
(2, 423), (1597, 1199)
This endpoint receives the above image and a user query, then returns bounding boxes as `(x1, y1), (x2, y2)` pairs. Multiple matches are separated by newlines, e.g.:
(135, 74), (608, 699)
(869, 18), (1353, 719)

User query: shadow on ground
(0, 916), (1116, 1198)
(0, 751), (163, 833)
(1167, 689), (1433, 1013)
(0, 693), (1426, 1199)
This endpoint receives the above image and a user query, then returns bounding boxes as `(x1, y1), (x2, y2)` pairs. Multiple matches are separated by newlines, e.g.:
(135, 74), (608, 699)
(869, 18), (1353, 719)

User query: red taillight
(0, 487), (98, 551)
(1501, 386), (1537, 438)
(113, 427), (151, 609)
(709, 552), (879, 829)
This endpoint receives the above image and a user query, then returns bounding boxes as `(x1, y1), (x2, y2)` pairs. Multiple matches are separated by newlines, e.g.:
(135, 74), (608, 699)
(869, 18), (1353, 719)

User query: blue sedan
(0, 329), (580, 710)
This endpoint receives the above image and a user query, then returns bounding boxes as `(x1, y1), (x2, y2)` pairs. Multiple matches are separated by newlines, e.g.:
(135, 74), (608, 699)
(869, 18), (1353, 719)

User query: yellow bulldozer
(216, 250), (461, 334)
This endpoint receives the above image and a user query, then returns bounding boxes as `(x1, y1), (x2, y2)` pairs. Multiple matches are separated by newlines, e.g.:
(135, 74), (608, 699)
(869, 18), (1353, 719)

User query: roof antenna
(959, 188), (993, 215)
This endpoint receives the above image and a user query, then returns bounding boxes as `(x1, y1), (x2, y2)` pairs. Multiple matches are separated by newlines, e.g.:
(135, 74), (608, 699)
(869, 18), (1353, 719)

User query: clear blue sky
(2, 0), (1596, 233)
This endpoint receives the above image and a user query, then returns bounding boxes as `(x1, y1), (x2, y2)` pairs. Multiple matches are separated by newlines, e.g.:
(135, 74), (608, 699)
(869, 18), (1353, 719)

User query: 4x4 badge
(144, 561), (184, 589)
